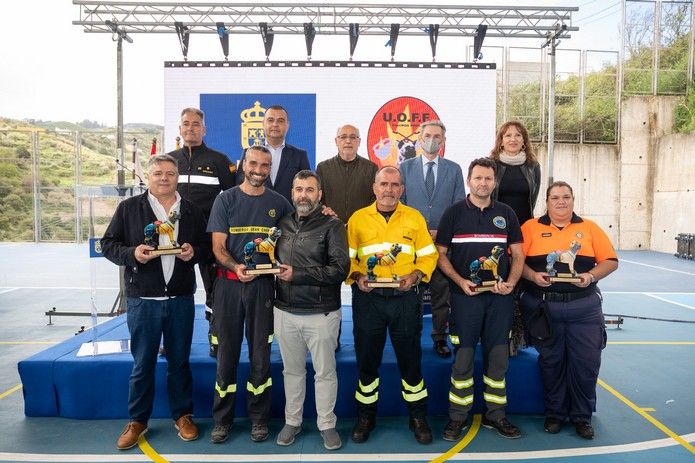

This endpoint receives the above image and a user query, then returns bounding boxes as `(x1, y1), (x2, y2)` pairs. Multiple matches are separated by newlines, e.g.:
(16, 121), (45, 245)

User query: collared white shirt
(265, 141), (286, 186)
(421, 154), (439, 185)
(146, 191), (181, 287)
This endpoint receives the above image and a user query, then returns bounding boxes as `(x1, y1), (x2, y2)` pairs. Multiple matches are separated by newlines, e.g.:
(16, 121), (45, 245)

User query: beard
(470, 186), (491, 199)
(294, 199), (319, 214)
(245, 171), (268, 187)
(377, 194), (398, 209)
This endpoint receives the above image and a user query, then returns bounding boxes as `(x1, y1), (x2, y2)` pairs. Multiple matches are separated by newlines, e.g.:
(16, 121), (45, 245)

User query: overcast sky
(0, 0), (622, 126)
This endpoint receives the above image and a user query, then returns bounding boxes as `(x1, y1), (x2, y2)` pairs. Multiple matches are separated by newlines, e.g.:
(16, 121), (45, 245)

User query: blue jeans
(126, 296), (195, 424)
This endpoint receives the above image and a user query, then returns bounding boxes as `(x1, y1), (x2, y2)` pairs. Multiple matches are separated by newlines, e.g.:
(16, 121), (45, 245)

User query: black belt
(525, 287), (596, 303)
(369, 287), (416, 297)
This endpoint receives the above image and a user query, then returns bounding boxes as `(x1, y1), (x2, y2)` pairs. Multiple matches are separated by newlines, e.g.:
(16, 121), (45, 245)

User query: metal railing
(0, 129), (161, 242)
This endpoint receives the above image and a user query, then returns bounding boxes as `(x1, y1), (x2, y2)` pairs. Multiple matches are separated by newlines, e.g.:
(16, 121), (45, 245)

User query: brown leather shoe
(117, 421), (148, 450)
(175, 414), (199, 441)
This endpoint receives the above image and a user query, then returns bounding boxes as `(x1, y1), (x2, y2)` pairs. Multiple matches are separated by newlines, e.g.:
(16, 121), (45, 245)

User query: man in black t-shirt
(436, 158), (524, 441)
(206, 146), (292, 445)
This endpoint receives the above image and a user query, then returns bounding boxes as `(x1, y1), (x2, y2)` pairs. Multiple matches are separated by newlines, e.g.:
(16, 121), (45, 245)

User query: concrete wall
(535, 144), (621, 247)
(529, 96), (694, 253)
(651, 132), (695, 253)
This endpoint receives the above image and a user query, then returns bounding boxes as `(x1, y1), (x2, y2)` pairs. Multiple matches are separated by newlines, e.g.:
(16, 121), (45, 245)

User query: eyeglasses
(336, 135), (360, 141)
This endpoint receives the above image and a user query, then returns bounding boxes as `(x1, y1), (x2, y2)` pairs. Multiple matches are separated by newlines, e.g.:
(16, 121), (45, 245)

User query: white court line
(620, 259), (695, 276)
(644, 293), (695, 312)
(0, 433), (694, 462)
(0, 288), (19, 295)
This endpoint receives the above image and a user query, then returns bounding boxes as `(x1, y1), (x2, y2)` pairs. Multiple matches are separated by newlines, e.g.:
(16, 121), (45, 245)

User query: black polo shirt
(437, 196), (522, 293)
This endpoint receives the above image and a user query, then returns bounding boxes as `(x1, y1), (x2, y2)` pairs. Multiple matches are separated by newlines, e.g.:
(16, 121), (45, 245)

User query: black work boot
(409, 417), (433, 444)
(351, 415), (375, 443)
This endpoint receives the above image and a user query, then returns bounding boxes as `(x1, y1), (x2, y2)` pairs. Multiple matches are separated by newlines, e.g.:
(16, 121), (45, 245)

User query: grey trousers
(428, 267), (451, 342)
(274, 307), (341, 430)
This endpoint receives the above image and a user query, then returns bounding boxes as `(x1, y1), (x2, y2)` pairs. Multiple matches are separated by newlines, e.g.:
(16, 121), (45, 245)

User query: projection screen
(163, 61), (496, 172)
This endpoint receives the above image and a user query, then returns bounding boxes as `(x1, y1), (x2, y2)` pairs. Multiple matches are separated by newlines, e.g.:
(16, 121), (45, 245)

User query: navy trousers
(519, 291), (606, 424)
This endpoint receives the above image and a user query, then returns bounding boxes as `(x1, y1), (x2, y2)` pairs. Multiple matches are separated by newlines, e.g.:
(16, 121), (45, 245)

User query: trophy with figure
(143, 210), (183, 256)
(243, 227), (282, 275)
(545, 240), (582, 283)
(468, 245), (505, 292)
(366, 244), (402, 288)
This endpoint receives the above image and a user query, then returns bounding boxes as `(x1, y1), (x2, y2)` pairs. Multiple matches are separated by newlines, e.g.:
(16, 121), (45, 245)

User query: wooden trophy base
(246, 263), (282, 275)
(150, 246), (183, 256)
(548, 273), (581, 283)
(473, 280), (496, 293)
(367, 277), (401, 288)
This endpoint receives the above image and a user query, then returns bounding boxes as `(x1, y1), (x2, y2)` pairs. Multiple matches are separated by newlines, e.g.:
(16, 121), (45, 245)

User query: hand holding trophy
(468, 245), (505, 292)
(143, 210), (183, 256)
(366, 243), (402, 288)
(243, 227), (282, 275)
(545, 240), (582, 283)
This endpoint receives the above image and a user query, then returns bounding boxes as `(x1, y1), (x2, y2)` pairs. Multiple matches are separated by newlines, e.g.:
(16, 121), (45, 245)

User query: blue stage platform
(18, 306), (543, 419)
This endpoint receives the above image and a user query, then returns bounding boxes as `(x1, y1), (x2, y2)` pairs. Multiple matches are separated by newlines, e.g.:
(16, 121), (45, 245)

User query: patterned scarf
(499, 150), (527, 166)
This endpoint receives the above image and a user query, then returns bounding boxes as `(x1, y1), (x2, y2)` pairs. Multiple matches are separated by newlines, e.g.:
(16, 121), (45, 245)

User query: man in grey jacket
(400, 120), (466, 358)
(273, 170), (350, 450)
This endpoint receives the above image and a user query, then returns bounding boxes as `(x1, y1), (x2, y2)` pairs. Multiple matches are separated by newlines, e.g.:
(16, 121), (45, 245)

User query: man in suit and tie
(236, 105), (310, 203)
(400, 120), (466, 358)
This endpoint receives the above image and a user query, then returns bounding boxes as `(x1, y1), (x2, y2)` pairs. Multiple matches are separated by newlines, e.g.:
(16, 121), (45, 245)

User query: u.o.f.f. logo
(367, 96), (442, 169)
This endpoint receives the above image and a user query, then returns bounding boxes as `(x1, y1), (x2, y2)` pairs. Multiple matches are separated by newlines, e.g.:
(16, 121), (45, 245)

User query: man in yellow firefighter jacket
(345, 166), (438, 445)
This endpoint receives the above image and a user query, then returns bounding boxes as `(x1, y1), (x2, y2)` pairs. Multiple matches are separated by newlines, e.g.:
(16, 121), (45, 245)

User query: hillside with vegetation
(0, 118), (161, 241)
(506, 3), (692, 142)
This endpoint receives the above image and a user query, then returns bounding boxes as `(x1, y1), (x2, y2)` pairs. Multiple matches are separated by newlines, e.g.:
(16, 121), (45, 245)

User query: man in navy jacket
(400, 120), (466, 358)
(101, 154), (210, 451)
(236, 105), (310, 203)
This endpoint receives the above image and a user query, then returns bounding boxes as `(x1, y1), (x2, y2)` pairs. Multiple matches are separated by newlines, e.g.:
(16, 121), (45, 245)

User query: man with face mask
(272, 170), (350, 451)
(400, 120), (466, 359)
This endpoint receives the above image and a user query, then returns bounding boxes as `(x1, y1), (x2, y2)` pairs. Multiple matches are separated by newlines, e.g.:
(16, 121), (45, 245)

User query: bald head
(335, 124), (361, 161)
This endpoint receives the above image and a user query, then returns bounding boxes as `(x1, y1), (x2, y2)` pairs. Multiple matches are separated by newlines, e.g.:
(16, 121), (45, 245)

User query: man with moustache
(236, 105), (310, 203)
(168, 107), (236, 356)
(435, 158), (524, 441)
(316, 124), (378, 352)
(206, 146), (293, 444)
(273, 170), (349, 450)
(346, 166), (438, 445)
(316, 124), (378, 223)
(101, 154), (209, 449)
(400, 120), (466, 358)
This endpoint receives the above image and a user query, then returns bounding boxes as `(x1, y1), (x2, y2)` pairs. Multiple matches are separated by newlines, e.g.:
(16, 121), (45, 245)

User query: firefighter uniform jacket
(168, 143), (236, 217)
(346, 201), (437, 284)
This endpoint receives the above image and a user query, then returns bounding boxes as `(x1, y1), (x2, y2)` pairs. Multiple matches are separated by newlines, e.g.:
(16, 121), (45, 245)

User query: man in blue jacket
(400, 120), (466, 358)
(101, 154), (210, 450)
(236, 105), (310, 203)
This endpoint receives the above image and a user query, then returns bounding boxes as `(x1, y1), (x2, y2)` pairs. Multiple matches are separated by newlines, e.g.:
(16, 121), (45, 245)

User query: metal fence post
(75, 131), (81, 243)
(31, 131), (40, 243)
